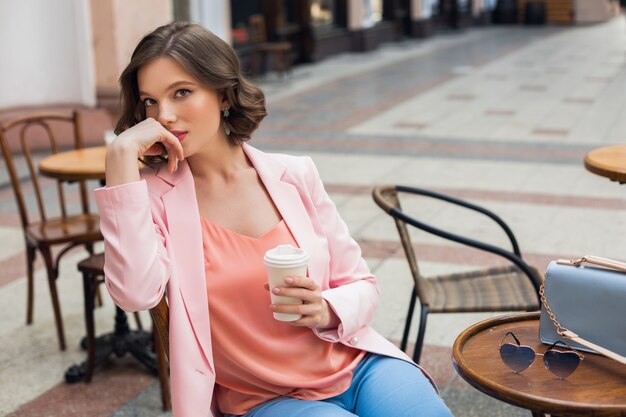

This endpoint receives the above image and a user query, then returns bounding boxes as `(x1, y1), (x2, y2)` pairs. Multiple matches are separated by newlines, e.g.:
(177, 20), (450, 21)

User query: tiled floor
(2, 18), (626, 416)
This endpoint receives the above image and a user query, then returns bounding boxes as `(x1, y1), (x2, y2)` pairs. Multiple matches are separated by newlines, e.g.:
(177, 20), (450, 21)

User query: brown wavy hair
(116, 21), (266, 147)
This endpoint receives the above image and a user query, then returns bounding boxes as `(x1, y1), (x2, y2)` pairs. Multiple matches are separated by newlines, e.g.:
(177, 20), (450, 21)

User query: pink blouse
(200, 217), (365, 415)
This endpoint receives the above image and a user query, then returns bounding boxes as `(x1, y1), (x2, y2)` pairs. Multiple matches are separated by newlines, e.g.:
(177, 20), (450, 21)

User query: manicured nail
(272, 288), (280, 294)
(285, 277), (294, 284)
(270, 304), (277, 311)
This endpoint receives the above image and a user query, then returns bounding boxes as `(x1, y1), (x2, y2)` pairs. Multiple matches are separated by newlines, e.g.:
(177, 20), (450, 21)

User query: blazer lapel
(244, 145), (324, 283)
(157, 162), (214, 368)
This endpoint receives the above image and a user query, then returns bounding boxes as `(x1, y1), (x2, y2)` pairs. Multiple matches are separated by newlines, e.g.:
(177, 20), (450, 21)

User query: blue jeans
(225, 353), (453, 417)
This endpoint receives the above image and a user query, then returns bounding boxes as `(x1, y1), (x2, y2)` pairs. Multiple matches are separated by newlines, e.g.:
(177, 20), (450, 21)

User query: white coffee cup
(264, 244), (309, 322)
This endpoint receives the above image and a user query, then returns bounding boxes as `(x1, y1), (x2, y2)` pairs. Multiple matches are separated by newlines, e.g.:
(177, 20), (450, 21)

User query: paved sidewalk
(2, 18), (625, 417)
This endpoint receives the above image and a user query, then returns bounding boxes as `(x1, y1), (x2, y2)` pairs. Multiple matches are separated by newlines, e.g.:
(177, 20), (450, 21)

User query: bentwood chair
(0, 112), (102, 350)
(76, 253), (171, 411)
(150, 294), (171, 411)
(372, 185), (542, 363)
(247, 14), (292, 77)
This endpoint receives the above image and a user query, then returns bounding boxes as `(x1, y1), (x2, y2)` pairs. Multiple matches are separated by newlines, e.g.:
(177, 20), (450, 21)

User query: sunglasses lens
(543, 350), (580, 379)
(500, 343), (535, 373)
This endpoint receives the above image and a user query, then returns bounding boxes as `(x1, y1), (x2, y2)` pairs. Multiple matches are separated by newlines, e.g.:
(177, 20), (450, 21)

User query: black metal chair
(372, 185), (542, 363)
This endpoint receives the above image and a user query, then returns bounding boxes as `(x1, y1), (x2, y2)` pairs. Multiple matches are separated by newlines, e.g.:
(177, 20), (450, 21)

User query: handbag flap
(539, 260), (626, 356)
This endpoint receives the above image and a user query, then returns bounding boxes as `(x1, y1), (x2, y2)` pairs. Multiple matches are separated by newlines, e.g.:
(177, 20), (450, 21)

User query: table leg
(65, 306), (157, 383)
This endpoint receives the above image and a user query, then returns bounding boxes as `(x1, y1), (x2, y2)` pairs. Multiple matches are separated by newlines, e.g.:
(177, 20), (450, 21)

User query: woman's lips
(170, 130), (187, 141)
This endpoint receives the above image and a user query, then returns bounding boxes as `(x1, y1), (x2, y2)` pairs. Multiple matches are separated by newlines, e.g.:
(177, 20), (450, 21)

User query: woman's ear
(220, 92), (230, 109)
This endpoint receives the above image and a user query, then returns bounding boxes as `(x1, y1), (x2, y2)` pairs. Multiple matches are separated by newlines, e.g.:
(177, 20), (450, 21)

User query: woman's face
(137, 57), (227, 157)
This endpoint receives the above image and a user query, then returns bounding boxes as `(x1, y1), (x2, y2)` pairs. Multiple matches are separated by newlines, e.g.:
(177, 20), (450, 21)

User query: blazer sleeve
(304, 158), (380, 342)
(94, 180), (171, 312)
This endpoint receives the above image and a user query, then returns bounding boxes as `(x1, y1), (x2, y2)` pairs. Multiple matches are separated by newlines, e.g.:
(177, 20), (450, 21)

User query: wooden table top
(39, 146), (107, 181)
(453, 312), (626, 415)
(584, 145), (626, 184)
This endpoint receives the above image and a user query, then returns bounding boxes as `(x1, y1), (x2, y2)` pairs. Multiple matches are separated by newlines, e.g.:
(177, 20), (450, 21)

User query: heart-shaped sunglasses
(499, 332), (584, 379)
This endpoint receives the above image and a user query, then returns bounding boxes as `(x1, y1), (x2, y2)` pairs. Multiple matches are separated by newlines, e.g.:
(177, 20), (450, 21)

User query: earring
(222, 107), (231, 136)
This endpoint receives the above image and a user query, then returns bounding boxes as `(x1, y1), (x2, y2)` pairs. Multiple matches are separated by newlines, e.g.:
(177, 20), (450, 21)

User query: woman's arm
(97, 118), (183, 310)
(306, 157), (380, 341)
(95, 180), (171, 312)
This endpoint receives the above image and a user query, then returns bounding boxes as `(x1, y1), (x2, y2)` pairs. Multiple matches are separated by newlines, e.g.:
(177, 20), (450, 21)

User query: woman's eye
(143, 98), (156, 107)
(175, 89), (191, 98)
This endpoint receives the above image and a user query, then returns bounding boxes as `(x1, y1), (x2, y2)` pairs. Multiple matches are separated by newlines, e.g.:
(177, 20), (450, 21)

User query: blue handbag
(539, 256), (626, 365)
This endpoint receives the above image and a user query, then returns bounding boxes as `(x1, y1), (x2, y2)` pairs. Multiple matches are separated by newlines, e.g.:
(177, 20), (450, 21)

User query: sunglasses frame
(499, 331), (584, 379)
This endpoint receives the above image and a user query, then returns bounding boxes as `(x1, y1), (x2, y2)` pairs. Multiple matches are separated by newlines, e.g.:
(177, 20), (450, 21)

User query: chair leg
(250, 51), (261, 76)
(83, 243), (103, 307)
(275, 51), (284, 78)
(41, 247), (66, 350)
(26, 245), (36, 325)
(133, 312), (144, 331)
(286, 50), (293, 74)
(95, 286), (104, 307)
(155, 329), (171, 411)
(400, 286), (418, 352)
(85, 242), (94, 256)
(261, 53), (268, 76)
(83, 272), (97, 383)
(412, 305), (429, 364)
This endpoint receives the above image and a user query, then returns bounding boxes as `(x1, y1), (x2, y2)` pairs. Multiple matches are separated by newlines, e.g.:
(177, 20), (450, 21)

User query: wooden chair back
(248, 14), (269, 43)
(0, 112), (91, 229)
(373, 184), (542, 293)
(372, 185), (425, 299)
(150, 296), (170, 359)
(150, 296), (171, 411)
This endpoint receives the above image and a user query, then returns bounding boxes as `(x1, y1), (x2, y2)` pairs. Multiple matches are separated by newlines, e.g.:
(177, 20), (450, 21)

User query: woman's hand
(105, 118), (185, 186)
(268, 276), (340, 329)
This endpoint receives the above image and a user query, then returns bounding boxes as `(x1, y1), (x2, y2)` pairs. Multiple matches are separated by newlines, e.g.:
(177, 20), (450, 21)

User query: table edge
(452, 312), (626, 413)
(584, 148), (626, 183)
(38, 146), (107, 181)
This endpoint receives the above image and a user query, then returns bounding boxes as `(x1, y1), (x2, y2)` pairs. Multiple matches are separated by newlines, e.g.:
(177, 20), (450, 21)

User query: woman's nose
(157, 102), (177, 125)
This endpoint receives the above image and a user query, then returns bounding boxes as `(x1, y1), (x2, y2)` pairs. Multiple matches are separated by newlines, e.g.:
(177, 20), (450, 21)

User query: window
(363, 0), (383, 27)
(310, 0), (335, 26)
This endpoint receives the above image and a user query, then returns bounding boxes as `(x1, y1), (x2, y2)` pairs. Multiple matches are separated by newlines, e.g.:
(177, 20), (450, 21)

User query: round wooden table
(39, 146), (107, 181)
(584, 145), (626, 184)
(453, 312), (626, 416)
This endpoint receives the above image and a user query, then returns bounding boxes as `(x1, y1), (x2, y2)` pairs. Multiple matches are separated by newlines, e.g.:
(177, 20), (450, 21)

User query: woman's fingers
(129, 118), (184, 160)
(270, 276), (330, 327)
(271, 302), (322, 327)
(143, 143), (165, 156)
(272, 286), (319, 303)
(283, 276), (317, 290)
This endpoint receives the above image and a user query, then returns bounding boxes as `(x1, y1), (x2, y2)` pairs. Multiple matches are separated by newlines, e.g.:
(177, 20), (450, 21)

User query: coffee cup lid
(264, 244), (309, 267)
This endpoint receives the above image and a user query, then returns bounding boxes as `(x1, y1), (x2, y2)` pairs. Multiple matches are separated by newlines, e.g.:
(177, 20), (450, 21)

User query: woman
(96, 21), (452, 417)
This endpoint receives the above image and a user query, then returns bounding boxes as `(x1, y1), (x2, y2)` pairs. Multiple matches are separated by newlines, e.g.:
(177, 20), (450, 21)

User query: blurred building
(0, 0), (619, 131)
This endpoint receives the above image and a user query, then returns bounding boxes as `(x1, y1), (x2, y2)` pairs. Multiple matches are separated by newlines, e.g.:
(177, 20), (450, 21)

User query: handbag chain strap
(557, 255), (626, 272)
(541, 256), (626, 366)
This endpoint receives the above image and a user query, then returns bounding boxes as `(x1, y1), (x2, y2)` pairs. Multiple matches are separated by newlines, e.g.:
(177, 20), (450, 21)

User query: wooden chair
(150, 293), (171, 411)
(372, 185), (542, 363)
(247, 14), (293, 77)
(76, 253), (171, 411)
(0, 112), (102, 351)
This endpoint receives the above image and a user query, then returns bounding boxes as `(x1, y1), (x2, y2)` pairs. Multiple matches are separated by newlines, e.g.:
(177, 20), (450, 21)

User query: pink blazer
(95, 144), (435, 417)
